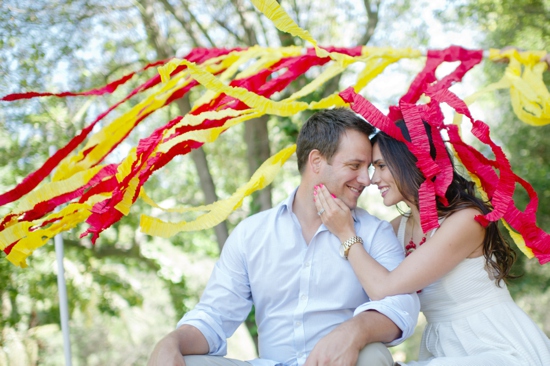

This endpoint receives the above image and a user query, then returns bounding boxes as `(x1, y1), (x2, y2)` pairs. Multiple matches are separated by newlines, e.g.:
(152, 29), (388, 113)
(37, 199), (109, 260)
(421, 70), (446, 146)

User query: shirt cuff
(353, 300), (418, 346)
(177, 309), (228, 355)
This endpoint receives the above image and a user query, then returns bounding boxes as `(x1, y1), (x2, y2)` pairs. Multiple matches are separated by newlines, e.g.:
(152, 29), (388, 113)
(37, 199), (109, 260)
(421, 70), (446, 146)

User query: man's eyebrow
(344, 158), (366, 164)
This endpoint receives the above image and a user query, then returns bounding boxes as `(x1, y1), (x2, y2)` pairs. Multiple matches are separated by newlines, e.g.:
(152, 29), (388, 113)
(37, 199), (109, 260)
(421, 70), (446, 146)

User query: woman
(313, 121), (550, 365)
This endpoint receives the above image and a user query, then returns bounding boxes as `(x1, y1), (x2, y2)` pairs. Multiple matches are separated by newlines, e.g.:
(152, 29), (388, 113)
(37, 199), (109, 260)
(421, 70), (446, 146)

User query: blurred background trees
(1, 0), (549, 364)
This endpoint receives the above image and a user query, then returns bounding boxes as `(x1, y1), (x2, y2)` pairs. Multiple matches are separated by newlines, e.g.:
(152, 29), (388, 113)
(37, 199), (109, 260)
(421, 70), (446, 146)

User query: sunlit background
(1, 0), (549, 364)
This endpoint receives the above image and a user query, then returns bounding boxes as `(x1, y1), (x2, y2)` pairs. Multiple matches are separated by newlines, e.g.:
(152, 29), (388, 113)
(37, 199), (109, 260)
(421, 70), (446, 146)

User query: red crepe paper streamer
(340, 45), (549, 265)
(81, 47), (362, 242)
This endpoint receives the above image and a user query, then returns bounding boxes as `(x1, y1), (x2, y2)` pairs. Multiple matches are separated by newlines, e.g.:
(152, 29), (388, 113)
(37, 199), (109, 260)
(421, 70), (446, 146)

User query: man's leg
(356, 342), (394, 366)
(183, 355), (251, 366)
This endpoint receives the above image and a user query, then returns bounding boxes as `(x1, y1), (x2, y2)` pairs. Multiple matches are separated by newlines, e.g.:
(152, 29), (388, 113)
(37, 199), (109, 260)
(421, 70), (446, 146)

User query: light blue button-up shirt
(178, 188), (419, 366)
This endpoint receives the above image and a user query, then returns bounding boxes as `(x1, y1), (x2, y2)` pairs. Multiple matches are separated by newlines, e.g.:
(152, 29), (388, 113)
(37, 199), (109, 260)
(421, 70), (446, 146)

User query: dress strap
(428, 217), (446, 238)
(396, 215), (444, 245)
(396, 215), (408, 248)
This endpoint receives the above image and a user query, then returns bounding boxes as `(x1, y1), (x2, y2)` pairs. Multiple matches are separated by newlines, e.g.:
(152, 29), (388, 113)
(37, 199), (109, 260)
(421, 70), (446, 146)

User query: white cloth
(178, 188), (420, 366)
(397, 216), (550, 365)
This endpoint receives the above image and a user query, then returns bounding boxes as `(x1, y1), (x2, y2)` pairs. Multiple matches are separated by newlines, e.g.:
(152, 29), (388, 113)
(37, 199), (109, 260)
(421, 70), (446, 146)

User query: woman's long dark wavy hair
(371, 121), (517, 285)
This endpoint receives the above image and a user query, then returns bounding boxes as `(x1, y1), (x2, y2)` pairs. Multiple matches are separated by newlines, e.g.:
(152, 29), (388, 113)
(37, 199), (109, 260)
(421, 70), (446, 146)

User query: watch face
(339, 244), (345, 258)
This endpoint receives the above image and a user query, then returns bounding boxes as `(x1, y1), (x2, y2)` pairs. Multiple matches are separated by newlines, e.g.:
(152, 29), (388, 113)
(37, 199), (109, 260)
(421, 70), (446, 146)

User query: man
(148, 108), (420, 366)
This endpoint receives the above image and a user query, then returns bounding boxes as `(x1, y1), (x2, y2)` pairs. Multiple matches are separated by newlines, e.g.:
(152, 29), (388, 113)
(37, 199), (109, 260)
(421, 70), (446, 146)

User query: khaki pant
(183, 342), (394, 366)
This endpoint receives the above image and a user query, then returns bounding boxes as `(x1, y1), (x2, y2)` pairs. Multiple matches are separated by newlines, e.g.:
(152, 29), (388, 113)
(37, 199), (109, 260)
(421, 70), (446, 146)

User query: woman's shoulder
(439, 207), (486, 239)
(436, 208), (487, 257)
(443, 207), (484, 223)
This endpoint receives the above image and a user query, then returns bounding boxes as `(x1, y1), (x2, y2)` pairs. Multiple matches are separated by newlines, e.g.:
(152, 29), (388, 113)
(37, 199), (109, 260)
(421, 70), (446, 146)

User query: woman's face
(371, 142), (405, 207)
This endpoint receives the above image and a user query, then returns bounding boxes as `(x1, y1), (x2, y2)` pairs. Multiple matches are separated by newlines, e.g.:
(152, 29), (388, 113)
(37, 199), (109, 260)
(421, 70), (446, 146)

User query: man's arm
(305, 310), (399, 366)
(147, 325), (209, 366)
(147, 221), (254, 364)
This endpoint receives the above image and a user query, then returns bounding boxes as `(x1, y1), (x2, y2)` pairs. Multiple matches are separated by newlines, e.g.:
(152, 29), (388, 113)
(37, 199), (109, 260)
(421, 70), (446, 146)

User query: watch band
(341, 236), (363, 259)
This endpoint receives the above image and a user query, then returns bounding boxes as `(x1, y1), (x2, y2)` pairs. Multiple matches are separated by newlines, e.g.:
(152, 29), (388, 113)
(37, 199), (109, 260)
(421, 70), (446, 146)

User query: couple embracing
(148, 108), (550, 366)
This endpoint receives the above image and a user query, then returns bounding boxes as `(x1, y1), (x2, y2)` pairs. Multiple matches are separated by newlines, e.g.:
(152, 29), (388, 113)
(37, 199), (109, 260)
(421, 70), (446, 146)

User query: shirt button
(295, 321), (302, 327)
(304, 262), (310, 267)
(300, 294), (307, 301)
(297, 352), (304, 358)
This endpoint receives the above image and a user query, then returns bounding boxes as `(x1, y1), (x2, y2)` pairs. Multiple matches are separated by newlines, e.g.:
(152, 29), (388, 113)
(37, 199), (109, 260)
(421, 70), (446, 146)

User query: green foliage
(449, 0), (550, 49)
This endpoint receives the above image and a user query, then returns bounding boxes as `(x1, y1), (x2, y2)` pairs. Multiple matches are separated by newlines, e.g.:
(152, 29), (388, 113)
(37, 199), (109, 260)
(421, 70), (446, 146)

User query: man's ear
(308, 149), (324, 174)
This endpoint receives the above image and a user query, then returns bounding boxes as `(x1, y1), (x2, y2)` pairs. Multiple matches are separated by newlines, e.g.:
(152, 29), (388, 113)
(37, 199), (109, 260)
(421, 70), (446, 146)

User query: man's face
(318, 129), (372, 209)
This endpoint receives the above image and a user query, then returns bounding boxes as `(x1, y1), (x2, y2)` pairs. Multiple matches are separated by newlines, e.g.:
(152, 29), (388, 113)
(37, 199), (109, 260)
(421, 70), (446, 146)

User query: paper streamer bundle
(1, 0), (549, 267)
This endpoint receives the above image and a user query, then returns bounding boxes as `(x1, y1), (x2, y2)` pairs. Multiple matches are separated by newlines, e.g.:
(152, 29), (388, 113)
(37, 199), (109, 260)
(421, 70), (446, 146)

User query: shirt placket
(291, 234), (316, 365)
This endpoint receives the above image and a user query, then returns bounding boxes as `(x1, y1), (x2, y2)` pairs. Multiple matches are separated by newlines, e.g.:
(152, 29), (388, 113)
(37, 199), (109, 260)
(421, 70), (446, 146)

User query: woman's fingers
(314, 184), (356, 241)
(317, 184), (345, 212)
(314, 186), (325, 214)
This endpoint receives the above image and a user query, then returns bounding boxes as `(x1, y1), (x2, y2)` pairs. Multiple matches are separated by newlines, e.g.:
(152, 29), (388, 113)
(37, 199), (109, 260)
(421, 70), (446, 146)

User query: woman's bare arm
(314, 184), (484, 300)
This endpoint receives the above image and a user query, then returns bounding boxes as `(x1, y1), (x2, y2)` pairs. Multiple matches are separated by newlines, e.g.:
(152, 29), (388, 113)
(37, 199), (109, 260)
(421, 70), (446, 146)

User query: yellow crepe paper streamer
(459, 48), (549, 126)
(140, 189), (221, 214)
(5, 202), (92, 267)
(1, 193), (107, 267)
(55, 57), (232, 182)
(502, 220), (534, 259)
(0, 221), (34, 251)
(306, 47), (422, 110)
(188, 47), (300, 112)
(160, 58), (310, 116)
(232, 46), (303, 80)
(112, 109), (259, 216)
(54, 75), (191, 181)
(355, 47), (422, 92)
(166, 109), (257, 137)
(140, 144), (296, 237)
(15, 165), (105, 213)
(158, 110), (262, 154)
(250, 0), (328, 58)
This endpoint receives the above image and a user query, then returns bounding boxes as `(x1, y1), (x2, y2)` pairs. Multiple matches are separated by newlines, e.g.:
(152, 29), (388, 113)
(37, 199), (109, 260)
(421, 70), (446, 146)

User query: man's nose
(370, 168), (379, 186)
(357, 167), (371, 186)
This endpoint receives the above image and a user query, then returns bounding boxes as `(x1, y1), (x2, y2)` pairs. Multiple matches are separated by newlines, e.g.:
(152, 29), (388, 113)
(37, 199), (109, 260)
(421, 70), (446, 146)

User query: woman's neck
(407, 206), (422, 234)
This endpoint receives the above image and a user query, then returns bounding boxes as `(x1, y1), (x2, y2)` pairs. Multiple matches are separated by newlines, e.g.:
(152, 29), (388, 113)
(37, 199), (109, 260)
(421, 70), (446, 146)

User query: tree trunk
(175, 97), (229, 252)
(244, 115), (272, 214)
(138, 0), (229, 252)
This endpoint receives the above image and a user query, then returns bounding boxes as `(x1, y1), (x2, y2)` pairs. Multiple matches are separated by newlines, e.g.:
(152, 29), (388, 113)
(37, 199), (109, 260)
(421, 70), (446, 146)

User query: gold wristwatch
(339, 236), (363, 259)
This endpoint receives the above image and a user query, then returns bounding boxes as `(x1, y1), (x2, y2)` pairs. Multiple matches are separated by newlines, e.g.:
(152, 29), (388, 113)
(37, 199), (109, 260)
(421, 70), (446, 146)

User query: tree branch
(158, 0), (203, 47)
(359, 0), (380, 45)
(212, 16), (246, 44)
(137, 0), (172, 59)
(230, 0), (258, 45)
(180, 0), (217, 47)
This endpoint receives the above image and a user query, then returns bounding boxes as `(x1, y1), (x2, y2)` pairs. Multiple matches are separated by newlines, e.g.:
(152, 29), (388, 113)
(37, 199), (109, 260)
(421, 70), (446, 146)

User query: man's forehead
(333, 149), (371, 163)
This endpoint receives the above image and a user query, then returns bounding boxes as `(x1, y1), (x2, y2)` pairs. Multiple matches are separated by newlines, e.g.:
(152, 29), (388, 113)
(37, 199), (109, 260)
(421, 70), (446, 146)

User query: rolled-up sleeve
(354, 293), (420, 346)
(176, 224), (253, 355)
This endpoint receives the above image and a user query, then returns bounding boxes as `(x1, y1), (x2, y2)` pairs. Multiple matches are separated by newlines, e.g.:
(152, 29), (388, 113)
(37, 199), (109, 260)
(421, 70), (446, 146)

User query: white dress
(397, 216), (550, 366)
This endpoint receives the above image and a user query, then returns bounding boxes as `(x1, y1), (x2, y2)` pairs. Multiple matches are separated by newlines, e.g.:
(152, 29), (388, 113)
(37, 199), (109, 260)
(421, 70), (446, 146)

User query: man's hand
(304, 311), (400, 366)
(304, 320), (362, 366)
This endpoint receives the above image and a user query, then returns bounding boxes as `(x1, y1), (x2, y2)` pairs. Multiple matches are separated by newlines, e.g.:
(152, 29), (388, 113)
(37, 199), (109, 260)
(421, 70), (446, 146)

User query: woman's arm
(314, 185), (484, 300)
